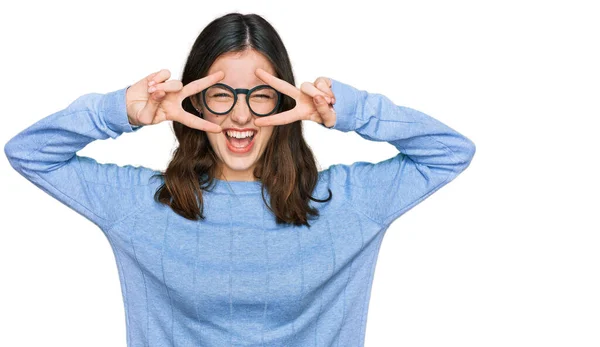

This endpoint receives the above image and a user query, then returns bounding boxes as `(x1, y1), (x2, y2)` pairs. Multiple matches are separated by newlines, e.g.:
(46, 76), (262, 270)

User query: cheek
(203, 115), (220, 124)
(198, 106), (219, 123)
(262, 128), (275, 143)
(206, 133), (221, 148)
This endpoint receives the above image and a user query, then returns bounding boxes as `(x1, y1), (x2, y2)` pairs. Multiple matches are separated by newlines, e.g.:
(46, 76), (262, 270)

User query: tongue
(229, 136), (252, 148)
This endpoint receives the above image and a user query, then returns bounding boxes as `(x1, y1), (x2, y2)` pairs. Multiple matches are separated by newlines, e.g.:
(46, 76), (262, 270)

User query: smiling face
(192, 49), (277, 182)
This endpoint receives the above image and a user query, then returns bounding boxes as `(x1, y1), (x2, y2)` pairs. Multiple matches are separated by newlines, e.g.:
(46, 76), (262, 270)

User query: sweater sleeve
(4, 86), (159, 232)
(324, 79), (476, 228)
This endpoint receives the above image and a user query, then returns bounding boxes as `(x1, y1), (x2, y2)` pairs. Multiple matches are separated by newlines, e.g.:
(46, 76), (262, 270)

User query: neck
(217, 166), (258, 182)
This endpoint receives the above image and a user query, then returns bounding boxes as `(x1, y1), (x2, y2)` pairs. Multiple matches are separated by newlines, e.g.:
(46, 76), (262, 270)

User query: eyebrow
(217, 82), (269, 89)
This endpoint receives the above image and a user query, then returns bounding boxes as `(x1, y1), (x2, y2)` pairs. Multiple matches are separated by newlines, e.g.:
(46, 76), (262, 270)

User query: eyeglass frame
(194, 82), (283, 117)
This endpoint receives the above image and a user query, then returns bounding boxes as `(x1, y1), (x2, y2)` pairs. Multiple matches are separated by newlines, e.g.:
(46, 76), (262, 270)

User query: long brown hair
(151, 12), (332, 227)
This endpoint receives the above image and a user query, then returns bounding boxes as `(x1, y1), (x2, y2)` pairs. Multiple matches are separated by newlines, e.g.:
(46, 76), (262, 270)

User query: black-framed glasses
(195, 83), (282, 117)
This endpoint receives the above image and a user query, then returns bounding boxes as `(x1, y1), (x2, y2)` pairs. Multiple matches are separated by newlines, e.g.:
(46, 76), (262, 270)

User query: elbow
(460, 139), (477, 169)
(466, 139), (476, 161)
(4, 136), (28, 173)
(453, 137), (476, 171)
(4, 138), (19, 171)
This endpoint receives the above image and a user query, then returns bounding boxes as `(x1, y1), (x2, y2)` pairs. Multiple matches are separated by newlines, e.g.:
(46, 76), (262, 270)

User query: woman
(4, 12), (475, 347)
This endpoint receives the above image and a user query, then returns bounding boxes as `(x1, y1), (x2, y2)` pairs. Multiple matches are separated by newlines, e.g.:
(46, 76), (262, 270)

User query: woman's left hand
(254, 68), (336, 128)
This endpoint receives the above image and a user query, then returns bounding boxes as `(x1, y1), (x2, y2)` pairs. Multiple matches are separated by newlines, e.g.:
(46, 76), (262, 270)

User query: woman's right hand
(125, 69), (225, 133)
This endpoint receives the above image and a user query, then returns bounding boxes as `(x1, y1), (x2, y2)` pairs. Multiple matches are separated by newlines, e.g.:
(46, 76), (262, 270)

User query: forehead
(207, 50), (276, 88)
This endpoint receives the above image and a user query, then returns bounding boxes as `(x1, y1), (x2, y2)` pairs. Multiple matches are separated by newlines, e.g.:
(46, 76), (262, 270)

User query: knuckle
(159, 69), (171, 81)
(164, 80), (179, 90)
(300, 82), (312, 93)
(315, 76), (328, 85)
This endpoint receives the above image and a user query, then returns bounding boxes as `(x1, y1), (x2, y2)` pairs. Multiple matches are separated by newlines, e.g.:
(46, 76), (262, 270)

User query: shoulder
(318, 157), (405, 189)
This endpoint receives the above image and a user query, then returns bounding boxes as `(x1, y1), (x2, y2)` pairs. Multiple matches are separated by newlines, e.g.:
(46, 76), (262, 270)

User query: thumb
(313, 95), (336, 127)
(138, 90), (165, 124)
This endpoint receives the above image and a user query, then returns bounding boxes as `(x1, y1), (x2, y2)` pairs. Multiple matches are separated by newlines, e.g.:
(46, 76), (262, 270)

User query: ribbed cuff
(101, 85), (143, 134)
(321, 78), (360, 132)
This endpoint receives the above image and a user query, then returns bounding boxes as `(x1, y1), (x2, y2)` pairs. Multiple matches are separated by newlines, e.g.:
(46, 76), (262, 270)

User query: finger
(147, 69), (171, 87)
(318, 76), (332, 88)
(170, 110), (223, 133)
(300, 82), (332, 103)
(180, 71), (225, 99)
(315, 79), (334, 98)
(145, 71), (160, 85)
(315, 77), (335, 103)
(253, 109), (299, 127)
(313, 95), (336, 127)
(147, 79), (183, 93)
(255, 68), (301, 100)
(137, 90), (166, 124)
(142, 70), (163, 86)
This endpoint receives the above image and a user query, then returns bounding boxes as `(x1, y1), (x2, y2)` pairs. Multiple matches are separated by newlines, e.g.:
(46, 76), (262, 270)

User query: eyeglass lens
(204, 85), (279, 116)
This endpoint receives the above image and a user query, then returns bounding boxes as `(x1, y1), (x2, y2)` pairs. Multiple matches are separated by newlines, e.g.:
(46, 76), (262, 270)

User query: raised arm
(4, 69), (232, 232)
(324, 79), (476, 227)
(4, 86), (158, 232)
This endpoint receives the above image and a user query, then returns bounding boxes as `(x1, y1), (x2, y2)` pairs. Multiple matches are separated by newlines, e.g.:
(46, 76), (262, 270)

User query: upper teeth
(227, 130), (255, 138)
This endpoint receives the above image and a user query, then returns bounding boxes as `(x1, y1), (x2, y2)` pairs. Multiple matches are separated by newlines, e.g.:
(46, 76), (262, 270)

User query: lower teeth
(229, 136), (253, 148)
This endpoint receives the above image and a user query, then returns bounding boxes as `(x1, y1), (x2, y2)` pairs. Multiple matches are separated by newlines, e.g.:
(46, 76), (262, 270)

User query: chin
(217, 142), (263, 175)
(208, 134), (269, 179)
(223, 156), (257, 170)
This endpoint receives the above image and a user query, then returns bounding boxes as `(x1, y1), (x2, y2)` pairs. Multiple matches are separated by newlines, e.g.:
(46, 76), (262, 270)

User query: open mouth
(225, 131), (256, 149)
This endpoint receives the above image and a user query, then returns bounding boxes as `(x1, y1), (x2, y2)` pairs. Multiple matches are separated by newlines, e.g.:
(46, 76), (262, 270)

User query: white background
(1, 1), (599, 346)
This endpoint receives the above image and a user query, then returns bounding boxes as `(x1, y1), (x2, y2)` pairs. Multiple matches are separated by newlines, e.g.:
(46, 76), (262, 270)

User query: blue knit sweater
(4, 78), (476, 347)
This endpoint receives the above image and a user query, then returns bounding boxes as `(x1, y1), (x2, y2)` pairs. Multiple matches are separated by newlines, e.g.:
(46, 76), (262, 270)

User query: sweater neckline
(203, 176), (263, 194)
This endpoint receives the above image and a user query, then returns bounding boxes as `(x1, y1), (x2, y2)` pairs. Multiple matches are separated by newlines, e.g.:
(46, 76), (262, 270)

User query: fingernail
(325, 96), (332, 103)
(148, 86), (156, 93)
(148, 81), (156, 87)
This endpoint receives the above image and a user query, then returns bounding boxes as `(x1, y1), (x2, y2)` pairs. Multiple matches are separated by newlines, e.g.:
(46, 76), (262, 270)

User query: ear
(190, 96), (203, 116)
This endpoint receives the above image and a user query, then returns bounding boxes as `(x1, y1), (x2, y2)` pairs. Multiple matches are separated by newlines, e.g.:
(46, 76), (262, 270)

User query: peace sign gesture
(126, 69), (226, 133)
(253, 68), (337, 128)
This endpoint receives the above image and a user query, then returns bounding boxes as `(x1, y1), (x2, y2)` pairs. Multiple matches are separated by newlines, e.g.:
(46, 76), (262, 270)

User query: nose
(229, 94), (252, 124)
